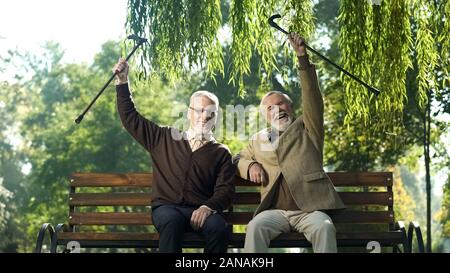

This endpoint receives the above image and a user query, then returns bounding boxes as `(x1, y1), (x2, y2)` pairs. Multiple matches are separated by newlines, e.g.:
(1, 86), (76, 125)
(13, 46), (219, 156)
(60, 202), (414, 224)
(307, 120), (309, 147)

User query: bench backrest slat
(71, 173), (152, 187)
(69, 193), (152, 206)
(69, 192), (393, 206)
(231, 192), (393, 206)
(68, 210), (394, 226)
(71, 172), (393, 187)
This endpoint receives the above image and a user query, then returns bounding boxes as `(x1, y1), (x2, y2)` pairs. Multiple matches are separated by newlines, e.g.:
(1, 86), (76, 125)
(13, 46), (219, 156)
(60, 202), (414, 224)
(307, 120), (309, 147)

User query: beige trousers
(244, 209), (337, 253)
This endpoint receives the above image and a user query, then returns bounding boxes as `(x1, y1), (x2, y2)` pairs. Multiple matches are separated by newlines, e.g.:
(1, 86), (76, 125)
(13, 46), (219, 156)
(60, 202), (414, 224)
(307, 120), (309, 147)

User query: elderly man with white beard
(236, 33), (346, 253)
(113, 58), (235, 253)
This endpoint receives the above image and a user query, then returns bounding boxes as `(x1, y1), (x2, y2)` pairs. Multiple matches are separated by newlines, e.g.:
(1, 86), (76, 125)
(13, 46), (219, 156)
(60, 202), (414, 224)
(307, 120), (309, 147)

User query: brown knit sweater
(116, 84), (235, 211)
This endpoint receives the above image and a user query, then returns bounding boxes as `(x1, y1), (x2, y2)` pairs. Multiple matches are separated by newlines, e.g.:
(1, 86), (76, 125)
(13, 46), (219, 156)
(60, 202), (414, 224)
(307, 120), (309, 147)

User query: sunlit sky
(0, 0), (447, 196)
(0, 0), (127, 65)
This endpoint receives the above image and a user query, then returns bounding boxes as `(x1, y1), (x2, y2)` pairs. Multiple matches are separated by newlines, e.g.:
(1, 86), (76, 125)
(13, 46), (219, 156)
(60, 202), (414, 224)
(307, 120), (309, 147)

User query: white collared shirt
(185, 129), (215, 152)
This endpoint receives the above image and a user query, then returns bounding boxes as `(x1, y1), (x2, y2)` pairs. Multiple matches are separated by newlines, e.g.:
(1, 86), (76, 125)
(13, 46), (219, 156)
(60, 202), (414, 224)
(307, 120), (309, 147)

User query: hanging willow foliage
(381, 0), (412, 126)
(338, 0), (413, 130)
(229, 0), (255, 97)
(187, 0), (224, 79)
(339, 0), (372, 125)
(415, 0), (439, 110)
(253, 0), (278, 87)
(282, 0), (315, 82)
(439, 0), (450, 87)
(126, 0), (222, 80)
(286, 0), (315, 39)
(126, 0), (314, 96)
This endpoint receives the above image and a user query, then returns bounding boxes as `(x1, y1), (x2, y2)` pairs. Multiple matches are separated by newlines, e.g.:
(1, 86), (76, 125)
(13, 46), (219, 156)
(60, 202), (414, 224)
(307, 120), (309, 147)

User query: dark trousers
(151, 204), (231, 253)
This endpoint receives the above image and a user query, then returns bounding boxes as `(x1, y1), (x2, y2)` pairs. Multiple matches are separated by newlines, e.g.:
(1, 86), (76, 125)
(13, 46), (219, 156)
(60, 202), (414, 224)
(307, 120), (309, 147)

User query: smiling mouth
(277, 112), (288, 120)
(196, 120), (212, 127)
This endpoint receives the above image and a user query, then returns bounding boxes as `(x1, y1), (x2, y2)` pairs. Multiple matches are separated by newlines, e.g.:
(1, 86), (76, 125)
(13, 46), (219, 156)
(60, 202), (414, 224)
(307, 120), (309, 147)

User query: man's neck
(186, 128), (214, 142)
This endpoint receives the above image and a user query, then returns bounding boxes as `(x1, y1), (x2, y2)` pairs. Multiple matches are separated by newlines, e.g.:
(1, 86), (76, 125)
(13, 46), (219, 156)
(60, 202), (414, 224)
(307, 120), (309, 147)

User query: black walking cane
(74, 35), (148, 124)
(268, 14), (380, 96)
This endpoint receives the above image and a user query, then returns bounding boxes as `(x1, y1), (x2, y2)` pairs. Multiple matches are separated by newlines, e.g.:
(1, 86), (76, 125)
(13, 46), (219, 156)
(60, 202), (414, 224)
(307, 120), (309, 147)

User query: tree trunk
(423, 92), (432, 253)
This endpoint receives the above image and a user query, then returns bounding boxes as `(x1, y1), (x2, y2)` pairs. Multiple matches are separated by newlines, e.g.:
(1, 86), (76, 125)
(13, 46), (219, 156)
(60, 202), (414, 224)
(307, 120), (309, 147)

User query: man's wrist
(115, 78), (129, 86)
(297, 54), (312, 70)
(297, 52), (308, 58)
(200, 205), (217, 214)
(248, 161), (259, 170)
(247, 161), (259, 180)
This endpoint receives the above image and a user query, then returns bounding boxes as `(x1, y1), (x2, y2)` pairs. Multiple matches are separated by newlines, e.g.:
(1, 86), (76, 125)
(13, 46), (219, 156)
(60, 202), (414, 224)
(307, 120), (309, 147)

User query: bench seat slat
(57, 231), (403, 242)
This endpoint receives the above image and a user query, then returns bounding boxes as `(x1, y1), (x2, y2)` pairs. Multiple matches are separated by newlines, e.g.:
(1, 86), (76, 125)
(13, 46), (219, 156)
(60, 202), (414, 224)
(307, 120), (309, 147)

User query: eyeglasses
(189, 106), (217, 116)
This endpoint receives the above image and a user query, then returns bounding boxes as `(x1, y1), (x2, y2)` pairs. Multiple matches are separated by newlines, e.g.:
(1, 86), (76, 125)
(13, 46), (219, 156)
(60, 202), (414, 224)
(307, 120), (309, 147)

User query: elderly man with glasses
(113, 58), (235, 253)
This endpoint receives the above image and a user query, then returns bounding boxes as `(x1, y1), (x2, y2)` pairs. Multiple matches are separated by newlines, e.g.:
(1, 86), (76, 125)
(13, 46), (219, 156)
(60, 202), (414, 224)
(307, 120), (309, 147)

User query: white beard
(271, 114), (293, 132)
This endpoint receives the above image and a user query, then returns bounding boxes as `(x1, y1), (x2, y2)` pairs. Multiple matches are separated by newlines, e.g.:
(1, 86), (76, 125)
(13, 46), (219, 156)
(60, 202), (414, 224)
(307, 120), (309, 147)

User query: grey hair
(190, 90), (219, 111)
(259, 91), (293, 111)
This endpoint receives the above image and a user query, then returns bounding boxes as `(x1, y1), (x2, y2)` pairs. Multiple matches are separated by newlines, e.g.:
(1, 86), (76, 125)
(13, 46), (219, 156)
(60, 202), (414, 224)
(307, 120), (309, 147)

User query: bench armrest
(394, 221), (410, 253)
(395, 220), (406, 230)
(50, 223), (70, 253)
(35, 223), (55, 253)
(407, 221), (425, 253)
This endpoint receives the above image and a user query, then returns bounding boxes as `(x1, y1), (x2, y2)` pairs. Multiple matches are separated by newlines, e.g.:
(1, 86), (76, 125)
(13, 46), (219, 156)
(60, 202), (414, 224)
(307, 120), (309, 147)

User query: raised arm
(288, 33), (325, 153)
(114, 58), (165, 151)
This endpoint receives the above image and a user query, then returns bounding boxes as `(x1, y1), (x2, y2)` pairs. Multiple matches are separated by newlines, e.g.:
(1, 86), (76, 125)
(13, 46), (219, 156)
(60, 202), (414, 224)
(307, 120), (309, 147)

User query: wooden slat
(69, 209), (393, 226)
(71, 173), (152, 187)
(58, 232), (159, 241)
(68, 212), (253, 226)
(232, 176), (259, 187)
(68, 192), (392, 207)
(338, 192), (393, 205)
(68, 212), (254, 226)
(70, 172), (393, 188)
(233, 172), (393, 187)
(68, 191), (392, 207)
(70, 174), (258, 187)
(223, 212), (254, 224)
(69, 212), (152, 225)
(56, 231), (404, 249)
(234, 192), (260, 204)
(58, 231), (403, 242)
(332, 211), (394, 224)
(234, 192), (393, 206)
(327, 172), (393, 187)
(223, 211), (394, 225)
(69, 193), (151, 206)
(273, 231), (402, 241)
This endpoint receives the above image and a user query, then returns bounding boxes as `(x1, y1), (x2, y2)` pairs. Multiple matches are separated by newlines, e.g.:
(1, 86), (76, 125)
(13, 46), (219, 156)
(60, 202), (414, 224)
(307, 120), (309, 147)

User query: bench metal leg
(407, 221), (425, 253)
(35, 223), (55, 253)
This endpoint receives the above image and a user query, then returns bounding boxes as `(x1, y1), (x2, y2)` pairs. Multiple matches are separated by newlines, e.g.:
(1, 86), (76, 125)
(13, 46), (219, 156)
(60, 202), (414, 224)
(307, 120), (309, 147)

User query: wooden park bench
(35, 172), (425, 253)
